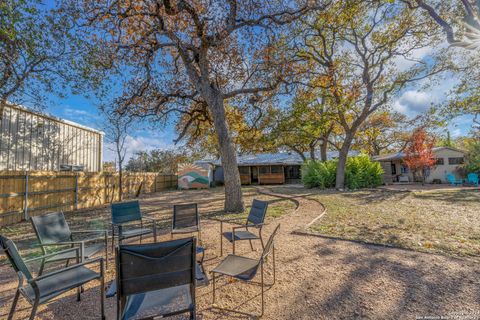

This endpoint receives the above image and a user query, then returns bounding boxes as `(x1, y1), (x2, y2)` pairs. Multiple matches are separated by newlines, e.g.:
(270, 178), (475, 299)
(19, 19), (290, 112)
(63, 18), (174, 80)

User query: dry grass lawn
(298, 188), (480, 258)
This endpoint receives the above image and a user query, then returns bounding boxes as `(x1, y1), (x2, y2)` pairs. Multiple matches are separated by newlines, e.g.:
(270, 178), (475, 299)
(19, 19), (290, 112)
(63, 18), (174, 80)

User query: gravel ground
(1, 186), (479, 319)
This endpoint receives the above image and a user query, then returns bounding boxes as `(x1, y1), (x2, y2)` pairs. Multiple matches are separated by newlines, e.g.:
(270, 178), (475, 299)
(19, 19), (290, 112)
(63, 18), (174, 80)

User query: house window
(271, 165), (283, 173)
(435, 158), (444, 165)
(238, 166), (250, 175)
(448, 157), (464, 165)
(400, 165), (409, 174)
(391, 164), (396, 175)
(259, 166), (270, 174)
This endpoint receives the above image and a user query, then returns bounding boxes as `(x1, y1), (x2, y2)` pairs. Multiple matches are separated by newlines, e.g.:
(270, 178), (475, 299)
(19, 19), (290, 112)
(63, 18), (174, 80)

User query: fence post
(74, 173), (79, 210)
(23, 172), (29, 220)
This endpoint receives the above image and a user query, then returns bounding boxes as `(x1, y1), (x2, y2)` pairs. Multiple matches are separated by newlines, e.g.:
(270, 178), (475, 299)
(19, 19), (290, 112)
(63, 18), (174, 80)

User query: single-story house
(373, 147), (466, 184)
(197, 151), (354, 185)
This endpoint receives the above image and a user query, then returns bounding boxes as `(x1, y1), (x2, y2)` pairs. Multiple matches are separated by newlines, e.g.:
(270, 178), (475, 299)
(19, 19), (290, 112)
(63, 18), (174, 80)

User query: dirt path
(1, 186), (479, 319)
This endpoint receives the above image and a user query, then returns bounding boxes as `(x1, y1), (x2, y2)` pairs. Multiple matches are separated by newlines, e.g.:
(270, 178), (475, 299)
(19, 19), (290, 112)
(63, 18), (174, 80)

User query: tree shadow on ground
(411, 190), (480, 204)
(282, 238), (480, 320)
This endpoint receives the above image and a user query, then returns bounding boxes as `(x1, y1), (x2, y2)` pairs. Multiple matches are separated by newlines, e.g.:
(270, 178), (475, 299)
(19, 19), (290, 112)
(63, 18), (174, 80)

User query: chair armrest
(71, 229), (109, 234)
(25, 247), (80, 263)
(29, 257), (104, 283)
(232, 223), (264, 231)
(34, 241), (85, 247)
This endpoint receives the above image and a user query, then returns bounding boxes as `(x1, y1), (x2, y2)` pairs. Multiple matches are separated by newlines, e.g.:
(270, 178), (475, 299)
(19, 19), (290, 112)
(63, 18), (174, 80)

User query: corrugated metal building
(0, 104), (103, 172)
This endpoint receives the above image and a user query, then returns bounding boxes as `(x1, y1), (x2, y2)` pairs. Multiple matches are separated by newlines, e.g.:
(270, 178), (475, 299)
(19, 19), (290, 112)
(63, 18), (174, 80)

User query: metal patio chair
(220, 199), (268, 255)
(110, 200), (157, 251)
(211, 224), (279, 317)
(115, 237), (197, 319)
(31, 211), (108, 274)
(0, 235), (105, 320)
(171, 203), (206, 268)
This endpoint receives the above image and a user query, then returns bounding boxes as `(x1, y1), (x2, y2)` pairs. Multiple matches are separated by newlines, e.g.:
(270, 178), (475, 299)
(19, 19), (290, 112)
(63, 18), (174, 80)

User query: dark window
(238, 166), (250, 174)
(391, 164), (396, 175)
(448, 157), (464, 165)
(271, 165), (283, 173)
(259, 166), (270, 174)
(435, 158), (444, 165)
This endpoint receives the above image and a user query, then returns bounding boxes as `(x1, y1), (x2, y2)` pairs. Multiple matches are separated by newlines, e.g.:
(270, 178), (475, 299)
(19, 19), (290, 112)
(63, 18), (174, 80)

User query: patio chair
(467, 173), (479, 187)
(115, 237), (197, 319)
(171, 203), (205, 265)
(110, 200), (157, 251)
(211, 224), (279, 317)
(31, 211), (108, 275)
(446, 173), (463, 186)
(0, 235), (105, 320)
(220, 199), (268, 256)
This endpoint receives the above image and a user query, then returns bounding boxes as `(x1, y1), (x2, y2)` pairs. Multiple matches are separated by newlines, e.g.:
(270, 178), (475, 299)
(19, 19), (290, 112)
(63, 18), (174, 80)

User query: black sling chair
(212, 224), (279, 317)
(0, 235), (105, 320)
(171, 203), (207, 285)
(31, 211), (108, 274)
(110, 200), (157, 251)
(116, 237), (197, 319)
(220, 199), (268, 255)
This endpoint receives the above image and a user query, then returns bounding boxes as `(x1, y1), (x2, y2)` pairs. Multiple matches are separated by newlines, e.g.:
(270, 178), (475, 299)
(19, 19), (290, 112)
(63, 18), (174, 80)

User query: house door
(251, 166), (259, 183)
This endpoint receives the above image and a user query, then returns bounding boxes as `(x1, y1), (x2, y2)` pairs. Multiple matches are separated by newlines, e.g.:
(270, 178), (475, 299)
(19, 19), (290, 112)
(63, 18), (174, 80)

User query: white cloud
(393, 90), (433, 114)
(103, 134), (175, 163)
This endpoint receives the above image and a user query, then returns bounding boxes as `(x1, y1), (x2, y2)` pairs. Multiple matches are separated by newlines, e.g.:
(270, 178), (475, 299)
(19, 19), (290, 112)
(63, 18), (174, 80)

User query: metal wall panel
(0, 105), (104, 172)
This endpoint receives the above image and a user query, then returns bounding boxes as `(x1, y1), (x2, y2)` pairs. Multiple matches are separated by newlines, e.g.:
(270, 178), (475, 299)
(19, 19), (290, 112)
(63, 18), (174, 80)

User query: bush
(302, 155), (383, 189)
(301, 160), (337, 189)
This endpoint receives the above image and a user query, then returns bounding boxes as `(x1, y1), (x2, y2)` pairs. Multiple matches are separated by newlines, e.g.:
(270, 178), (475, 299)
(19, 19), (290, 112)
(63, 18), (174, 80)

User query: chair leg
(212, 273), (216, 304)
(273, 245), (276, 285)
(260, 262), (264, 317)
(29, 298), (39, 320)
(111, 229), (115, 252)
(100, 264), (106, 320)
(249, 239), (254, 251)
(232, 238), (236, 255)
(77, 286), (81, 301)
(105, 233), (109, 270)
(220, 221), (223, 256)
(38, 259), (45, 276)
(8, 289), (20, 320)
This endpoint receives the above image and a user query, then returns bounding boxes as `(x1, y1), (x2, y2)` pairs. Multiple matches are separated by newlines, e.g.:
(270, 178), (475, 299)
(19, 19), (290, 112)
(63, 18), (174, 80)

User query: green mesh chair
(220, 199), (268, 255)
(212, 224), (279, 317)
(116, 237), (197, 319)
(171, 203), (206, 275)
(31, 211), (108, 274)
(0, 235), (105, 320)
(110, 200), (157, 251)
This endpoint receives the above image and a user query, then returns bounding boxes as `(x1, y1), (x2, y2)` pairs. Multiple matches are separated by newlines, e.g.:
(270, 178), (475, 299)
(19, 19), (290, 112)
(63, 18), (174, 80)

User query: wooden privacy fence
(0, 171), (177, 226)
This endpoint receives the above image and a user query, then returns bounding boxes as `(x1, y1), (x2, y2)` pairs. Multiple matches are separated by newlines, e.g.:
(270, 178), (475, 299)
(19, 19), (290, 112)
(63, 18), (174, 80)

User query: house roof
(372, 147), (466, 162)
(199, 150), (358, 167)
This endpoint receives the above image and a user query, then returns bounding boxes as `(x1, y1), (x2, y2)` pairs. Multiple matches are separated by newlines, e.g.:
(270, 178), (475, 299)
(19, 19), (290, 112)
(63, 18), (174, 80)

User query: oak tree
(296, 0), (448, 189)
(68, 0), (322, 212)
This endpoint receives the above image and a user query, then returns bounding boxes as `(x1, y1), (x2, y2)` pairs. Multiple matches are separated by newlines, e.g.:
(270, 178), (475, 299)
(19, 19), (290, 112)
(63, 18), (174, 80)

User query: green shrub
(302, 154), (383, 189)
(301, 160), (336, 189)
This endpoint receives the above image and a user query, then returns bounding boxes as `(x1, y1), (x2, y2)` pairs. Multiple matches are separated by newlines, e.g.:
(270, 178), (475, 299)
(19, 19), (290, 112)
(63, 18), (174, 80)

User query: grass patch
(302, 188), (480, 258)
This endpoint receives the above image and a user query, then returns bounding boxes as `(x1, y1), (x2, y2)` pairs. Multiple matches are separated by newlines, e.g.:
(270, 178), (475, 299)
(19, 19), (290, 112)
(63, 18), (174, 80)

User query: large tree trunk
(208, 94), (244, 213)
(335, 133), (354, 190)
(309, 142), (316, 161)
(320, 137), (328, 162)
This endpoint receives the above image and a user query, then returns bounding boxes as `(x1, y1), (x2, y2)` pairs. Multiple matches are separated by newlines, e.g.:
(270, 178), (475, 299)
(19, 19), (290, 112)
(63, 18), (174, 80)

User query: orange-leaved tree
(404, 128), (436, 183)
